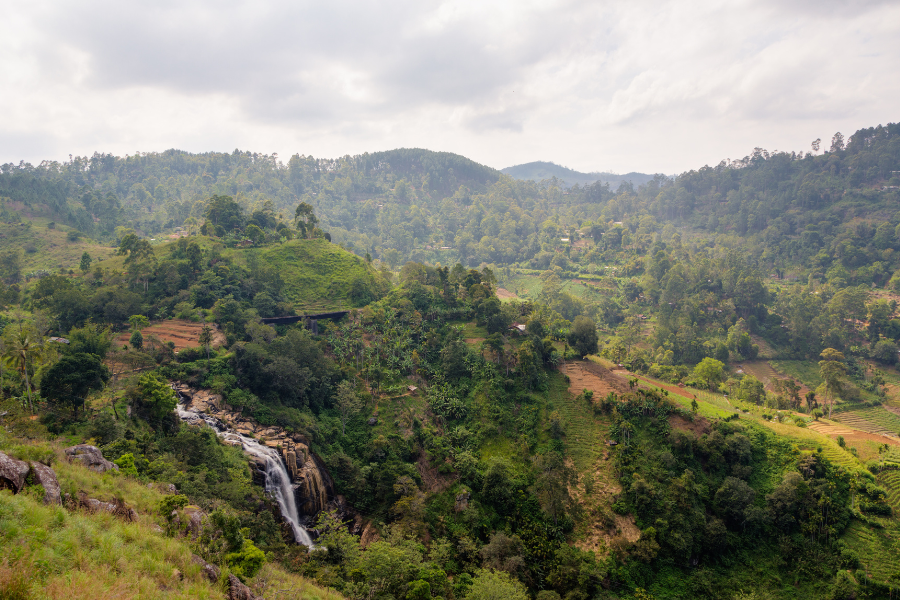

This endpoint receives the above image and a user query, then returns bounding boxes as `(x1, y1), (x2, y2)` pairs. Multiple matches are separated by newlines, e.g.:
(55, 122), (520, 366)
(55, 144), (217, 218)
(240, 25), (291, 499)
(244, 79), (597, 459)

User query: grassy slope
(0, 220), (115, 274)
(0, 435), (342, 600)
(233, 239), (374, 313)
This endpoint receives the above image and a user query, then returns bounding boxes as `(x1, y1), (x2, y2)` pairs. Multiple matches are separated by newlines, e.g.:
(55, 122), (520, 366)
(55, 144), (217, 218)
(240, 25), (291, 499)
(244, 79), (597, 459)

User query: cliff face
(174, 384), (335, 519)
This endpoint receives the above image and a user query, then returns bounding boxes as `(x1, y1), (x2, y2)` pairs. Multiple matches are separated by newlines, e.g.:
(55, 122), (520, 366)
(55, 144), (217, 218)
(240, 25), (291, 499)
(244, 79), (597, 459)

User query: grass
(842, 520), (900, 584)
(877, 470), (900, 511)
(547, 372), (603, 472)
(0, 220), (115, 274)
(231, 238), (375, 313)
(769, 360), (824, 390)
(0, 432), (343, 600)
(460, 322), (488, 340)
(504, 273), (543, 299)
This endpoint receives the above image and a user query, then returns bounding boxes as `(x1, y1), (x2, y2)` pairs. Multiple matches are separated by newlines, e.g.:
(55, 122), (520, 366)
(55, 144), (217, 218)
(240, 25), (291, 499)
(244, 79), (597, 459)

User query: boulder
(191, 554), (220, 583)
(454, 489), (471, 512)
(28, 462), (61, 505)
(0, 451), (30, 493)
(64, 445), (119, 473)
(228, 574), (263, 600)
(76, 491), (137, 521)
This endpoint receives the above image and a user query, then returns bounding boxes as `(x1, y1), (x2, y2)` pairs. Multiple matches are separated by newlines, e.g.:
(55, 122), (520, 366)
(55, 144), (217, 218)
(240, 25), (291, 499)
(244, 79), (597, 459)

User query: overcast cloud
(1, 0), (898, 174)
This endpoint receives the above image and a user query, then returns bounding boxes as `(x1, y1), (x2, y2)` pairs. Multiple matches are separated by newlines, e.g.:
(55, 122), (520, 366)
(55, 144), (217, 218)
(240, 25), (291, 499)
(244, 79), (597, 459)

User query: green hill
(233, 238), (381, 312)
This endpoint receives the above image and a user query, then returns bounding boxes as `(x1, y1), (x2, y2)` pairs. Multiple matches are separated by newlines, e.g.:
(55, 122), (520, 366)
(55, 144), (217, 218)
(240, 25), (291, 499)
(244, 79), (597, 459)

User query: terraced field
(842, 521), (900, 584)
(877, 470), (900, 511)
(555, 366), (612, 471)
(834, 406), (900, 438)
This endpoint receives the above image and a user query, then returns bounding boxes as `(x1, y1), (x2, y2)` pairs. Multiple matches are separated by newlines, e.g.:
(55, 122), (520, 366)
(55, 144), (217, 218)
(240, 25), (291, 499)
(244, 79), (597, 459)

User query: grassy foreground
(0, 434), (342, 600)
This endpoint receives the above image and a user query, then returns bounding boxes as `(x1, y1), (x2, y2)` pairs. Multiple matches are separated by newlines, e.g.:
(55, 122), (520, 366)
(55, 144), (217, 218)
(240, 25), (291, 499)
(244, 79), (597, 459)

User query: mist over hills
(501, 160), (659, 189)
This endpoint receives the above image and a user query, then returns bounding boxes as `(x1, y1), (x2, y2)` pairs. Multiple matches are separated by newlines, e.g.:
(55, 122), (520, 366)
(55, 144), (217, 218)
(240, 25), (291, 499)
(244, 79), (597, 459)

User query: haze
(2, 0), (898, 173)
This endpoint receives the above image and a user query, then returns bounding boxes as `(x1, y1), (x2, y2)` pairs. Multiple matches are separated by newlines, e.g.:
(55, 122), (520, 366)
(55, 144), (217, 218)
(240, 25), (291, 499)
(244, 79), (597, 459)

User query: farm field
(833, 406), (900, 438)
(113, 319), (225, 351)
(842, 521), (900, 583)
(877, 470), (900, 511)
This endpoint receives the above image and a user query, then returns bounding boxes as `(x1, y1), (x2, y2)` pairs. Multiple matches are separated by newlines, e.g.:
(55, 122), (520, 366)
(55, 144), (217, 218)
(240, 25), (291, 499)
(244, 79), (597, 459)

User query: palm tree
(2, 320), (44, 414)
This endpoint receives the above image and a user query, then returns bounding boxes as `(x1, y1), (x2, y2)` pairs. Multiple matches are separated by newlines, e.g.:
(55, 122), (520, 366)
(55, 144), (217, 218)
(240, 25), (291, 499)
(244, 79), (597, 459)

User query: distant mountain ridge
(501, 160), (658, 189)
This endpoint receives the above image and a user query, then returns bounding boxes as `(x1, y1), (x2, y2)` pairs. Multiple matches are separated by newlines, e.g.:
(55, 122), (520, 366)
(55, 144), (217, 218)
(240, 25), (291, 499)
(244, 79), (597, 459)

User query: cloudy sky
(2, 0), (898, 174)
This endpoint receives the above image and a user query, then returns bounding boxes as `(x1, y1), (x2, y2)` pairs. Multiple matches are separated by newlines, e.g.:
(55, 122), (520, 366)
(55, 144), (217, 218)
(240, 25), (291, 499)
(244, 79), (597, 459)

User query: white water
(175, 403), (314, 547)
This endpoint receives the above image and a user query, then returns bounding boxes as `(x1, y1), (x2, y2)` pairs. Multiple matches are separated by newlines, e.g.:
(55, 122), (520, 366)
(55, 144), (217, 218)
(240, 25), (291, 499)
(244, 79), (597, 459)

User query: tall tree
(40, 353), (109, 416)
(818, 348), (847, 417)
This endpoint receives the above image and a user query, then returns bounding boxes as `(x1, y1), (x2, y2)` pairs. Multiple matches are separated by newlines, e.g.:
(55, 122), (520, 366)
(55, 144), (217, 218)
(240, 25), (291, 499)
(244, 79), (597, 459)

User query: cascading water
(175, 400), (314, 547)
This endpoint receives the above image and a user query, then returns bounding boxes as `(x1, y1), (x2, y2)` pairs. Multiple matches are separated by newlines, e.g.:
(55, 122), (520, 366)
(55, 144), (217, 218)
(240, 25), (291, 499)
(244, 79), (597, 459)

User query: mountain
(501, 160), (659, 189)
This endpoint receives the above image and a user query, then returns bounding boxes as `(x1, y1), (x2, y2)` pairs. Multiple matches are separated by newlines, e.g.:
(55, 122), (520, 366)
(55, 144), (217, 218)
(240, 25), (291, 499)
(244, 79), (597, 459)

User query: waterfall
(175, 401), (314, 547)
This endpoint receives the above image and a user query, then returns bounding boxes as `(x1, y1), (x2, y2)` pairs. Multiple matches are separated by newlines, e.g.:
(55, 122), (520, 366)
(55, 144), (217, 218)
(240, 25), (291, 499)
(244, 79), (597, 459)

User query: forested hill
(501, 161), (657, 189)
(0, 123), (898, 277)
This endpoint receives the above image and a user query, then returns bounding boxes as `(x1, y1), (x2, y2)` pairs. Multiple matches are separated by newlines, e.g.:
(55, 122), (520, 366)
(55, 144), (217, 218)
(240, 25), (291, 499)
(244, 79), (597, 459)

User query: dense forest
(1, 122), (900, 600)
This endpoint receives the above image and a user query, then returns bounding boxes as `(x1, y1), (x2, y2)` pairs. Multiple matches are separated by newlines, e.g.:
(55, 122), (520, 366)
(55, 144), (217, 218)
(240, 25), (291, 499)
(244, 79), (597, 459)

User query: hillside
(0, 428), (341, 600)
(4, 122), (900, 599)
(501, 161), (658, 189)
(233, 238), (381, 312)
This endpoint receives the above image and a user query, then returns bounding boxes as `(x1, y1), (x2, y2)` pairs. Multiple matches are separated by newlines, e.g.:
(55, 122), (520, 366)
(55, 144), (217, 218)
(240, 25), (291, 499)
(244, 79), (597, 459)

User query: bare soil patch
(495, 287), (519, 301)
(113, 319), (226, 351)
(562, 360), (630, 399)
(668, 414), (711, 436)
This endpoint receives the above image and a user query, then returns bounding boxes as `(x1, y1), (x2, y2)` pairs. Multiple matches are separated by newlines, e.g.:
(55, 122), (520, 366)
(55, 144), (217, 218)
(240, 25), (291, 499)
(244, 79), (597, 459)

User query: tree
(819, 348), (847, 417)
(66, 322), (113, 359)
(2, 319), (45, 414)
(334, 380), (362, 435)
(79, 251), (92, 273)
(531, 452), (576, 526)
(40, 353), (109, 416)
(466, 569), (529, 600)
(129, 330), (143, 350)
(294, 202), (319, 239)
(199, 324), (213, 366)
(128, 314), (149, 332)
(135, 372), (177, 424)
(205, 195), (245, 234)
(693, 357), (724, 391)
(567, 315), (599, 358)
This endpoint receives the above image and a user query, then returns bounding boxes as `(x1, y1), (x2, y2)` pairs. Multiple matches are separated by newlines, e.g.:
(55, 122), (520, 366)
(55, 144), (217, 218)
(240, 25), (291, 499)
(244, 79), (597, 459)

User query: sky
(1, 0), (898, 175)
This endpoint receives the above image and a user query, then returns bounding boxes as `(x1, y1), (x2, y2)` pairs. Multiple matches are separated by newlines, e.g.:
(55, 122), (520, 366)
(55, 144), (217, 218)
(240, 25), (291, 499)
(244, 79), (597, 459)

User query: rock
(184, 506), (206, 538)
(76, 491), (137, 521)
(191, 554), (221, 583)
(454, 489), (471, 512)
(367, 417), (377, 425)
(0, 451), (30, 493)
(64, 445), (119, 473)
(228, 574), (263, 600)
(28, 462), (61, 505)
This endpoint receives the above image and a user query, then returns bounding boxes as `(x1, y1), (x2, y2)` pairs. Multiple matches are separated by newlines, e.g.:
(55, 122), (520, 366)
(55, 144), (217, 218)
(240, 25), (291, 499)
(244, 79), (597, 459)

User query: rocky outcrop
(28, 461), (61, 505)
(64, 445), (119, 473)
(0, 451), (62, 505)
(191, 554), (220, 583)
(70, 491), (138, 521)
(0, 451), (30, 493)
(454, 489), (471, 512)
(228, 574), (264, 600)
(175, 382), (336, 519)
